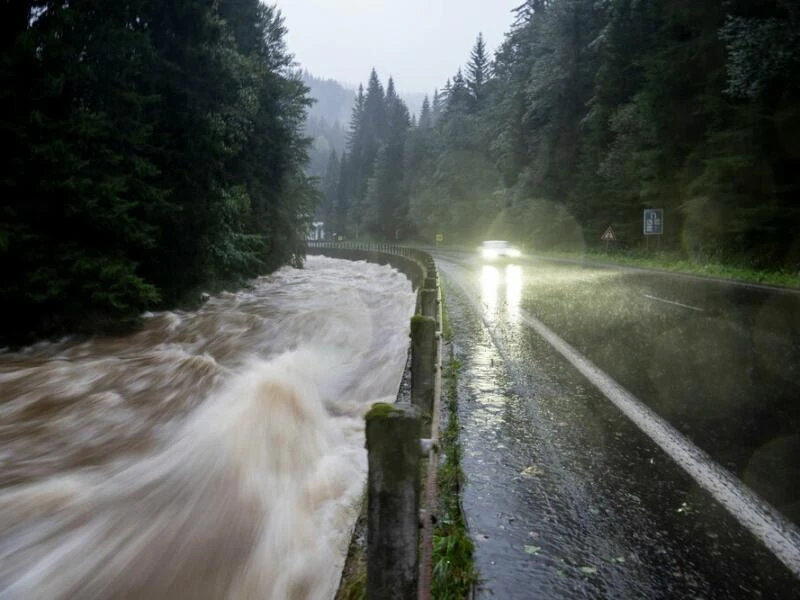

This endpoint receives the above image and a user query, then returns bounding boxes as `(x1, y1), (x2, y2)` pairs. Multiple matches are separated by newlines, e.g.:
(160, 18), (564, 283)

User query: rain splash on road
(0, 256), (415, 599)
(437, 256), (799, 599)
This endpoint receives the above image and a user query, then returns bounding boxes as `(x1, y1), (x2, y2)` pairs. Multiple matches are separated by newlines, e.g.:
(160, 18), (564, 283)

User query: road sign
(643, 209), (663, 235)
(601, 225), (616, 241)
(435, 232), (443, 243)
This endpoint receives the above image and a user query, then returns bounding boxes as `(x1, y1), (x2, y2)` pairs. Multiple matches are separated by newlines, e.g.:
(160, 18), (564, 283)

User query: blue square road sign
(643, 209), (663, 235)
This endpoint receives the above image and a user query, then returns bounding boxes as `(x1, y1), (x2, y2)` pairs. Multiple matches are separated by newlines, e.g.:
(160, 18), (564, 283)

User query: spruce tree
(431, 89), (443, 125)
(419, 96), (432, 128)
(446, 69), (471, 114)
(466, 33), (491, 112)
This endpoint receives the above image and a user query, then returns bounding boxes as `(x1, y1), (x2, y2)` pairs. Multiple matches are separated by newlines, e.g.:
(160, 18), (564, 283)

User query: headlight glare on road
(509, 248), (521, 258)
(482, 249), (498, 259)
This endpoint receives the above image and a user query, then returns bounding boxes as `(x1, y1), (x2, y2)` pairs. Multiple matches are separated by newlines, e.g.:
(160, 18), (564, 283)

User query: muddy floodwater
(0, 256), (415, 599)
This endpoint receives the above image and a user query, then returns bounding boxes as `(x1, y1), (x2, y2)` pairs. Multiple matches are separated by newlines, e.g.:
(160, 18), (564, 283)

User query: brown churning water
(0, 256), (416, 599)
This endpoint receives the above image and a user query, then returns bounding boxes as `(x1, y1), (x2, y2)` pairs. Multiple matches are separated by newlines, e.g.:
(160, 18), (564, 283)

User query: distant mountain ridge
(301, 70), (427, 126)
(300, 70), (428, 178)
(300, 70), (354, 127)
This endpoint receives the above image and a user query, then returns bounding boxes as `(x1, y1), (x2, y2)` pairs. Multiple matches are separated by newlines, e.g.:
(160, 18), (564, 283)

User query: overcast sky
(274, 0), (521, 94)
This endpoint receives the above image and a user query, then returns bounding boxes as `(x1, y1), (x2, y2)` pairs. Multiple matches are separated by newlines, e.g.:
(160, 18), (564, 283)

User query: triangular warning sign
(601, 225), (616, 241)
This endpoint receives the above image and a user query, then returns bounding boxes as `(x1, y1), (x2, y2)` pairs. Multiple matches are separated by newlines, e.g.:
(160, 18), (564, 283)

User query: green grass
(441, 286), (454, 342)
(336, 566), (366, 600)
(428, 242), (800, 288)
(536, 248), (800, 288)
(335, 501), (367, 600)
(432, 289), (479, 599)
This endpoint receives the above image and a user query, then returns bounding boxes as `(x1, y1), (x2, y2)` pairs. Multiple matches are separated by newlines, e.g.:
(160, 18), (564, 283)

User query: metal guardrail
(307, 241), (441, 600)
(306, 241), (430, 264)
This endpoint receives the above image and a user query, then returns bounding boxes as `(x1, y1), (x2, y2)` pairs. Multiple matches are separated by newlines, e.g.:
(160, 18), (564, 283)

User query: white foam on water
(0, 256), (416, 599)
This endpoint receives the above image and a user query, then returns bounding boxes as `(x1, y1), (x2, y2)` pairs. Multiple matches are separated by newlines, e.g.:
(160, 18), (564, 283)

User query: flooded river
(0, 256), (415, 599)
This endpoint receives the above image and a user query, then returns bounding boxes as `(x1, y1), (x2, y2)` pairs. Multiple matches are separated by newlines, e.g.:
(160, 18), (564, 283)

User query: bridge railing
(306, 241), (442, 600)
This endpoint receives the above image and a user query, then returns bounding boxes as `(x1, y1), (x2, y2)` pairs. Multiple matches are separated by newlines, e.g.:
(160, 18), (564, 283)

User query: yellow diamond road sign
(601, 226), (616, 241)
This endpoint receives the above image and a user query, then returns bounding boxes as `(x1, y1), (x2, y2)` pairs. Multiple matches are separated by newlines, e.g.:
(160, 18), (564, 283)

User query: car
(479, 240), (521, 261)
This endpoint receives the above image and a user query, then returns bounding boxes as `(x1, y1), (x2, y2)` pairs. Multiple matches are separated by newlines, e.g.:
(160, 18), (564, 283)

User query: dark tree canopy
(0, 0), (316, 345)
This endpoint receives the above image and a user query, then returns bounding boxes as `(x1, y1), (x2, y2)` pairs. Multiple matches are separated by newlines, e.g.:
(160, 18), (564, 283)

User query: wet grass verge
(433, 286), (479, 598)
(539, 249), (800, 289)
(335, 497), (367, 600)
(429, 243), (800, 289)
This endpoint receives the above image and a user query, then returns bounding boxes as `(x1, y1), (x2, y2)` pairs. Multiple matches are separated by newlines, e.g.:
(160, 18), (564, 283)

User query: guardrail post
(366, 403), (421, 600)
(420, 288), (437, 320)
(411, 315), (436, 429)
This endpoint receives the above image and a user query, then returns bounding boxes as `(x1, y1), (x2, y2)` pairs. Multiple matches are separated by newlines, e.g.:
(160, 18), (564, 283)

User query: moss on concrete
(410, 313), (435, 337)
(365, 402), (403, 423)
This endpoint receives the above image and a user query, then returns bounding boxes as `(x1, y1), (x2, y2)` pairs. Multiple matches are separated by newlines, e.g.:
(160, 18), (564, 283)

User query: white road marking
(516, 307), (800, 579)
(642, 294), (705, 312)
(438, 257), (800, 577)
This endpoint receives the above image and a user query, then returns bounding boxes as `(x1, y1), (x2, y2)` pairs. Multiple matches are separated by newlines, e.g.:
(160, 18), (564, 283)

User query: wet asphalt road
(433, 250), (800, 599)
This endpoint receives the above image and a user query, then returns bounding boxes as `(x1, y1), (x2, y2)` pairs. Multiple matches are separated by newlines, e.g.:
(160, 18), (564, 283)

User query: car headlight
(482, 249), (497, 259)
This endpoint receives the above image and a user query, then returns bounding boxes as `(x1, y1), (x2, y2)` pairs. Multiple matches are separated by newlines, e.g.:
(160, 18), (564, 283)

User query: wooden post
(365, 403), (421, 600)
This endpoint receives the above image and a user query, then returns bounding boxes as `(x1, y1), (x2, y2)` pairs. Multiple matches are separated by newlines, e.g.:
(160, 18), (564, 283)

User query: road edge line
(516, 308), (800, 578)
(641, 294), (705, 312)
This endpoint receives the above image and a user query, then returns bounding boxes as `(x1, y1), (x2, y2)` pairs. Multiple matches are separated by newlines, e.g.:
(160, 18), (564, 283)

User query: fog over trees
(1, 0), (797, 343)
(324, 0), (799, 270)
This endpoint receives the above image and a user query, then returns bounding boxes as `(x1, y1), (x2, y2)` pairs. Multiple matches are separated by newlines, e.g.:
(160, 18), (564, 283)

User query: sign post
(643, 209), (663, 252)
(434, 232), (443, 247)
(600, 225), (616, 253)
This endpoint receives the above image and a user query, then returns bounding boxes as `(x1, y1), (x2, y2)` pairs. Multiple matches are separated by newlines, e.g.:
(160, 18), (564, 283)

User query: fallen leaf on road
(520, 465), (544, 478)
